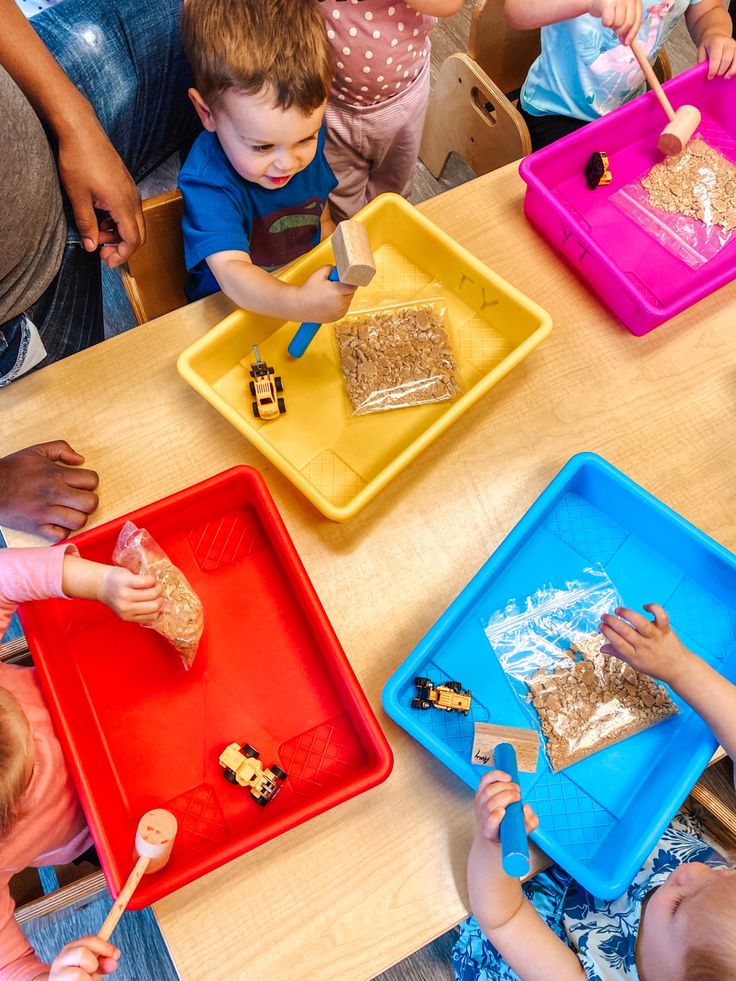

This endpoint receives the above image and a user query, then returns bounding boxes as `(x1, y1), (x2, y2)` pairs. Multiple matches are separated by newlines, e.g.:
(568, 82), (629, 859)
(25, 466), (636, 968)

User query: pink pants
(324, 61), (431, 222)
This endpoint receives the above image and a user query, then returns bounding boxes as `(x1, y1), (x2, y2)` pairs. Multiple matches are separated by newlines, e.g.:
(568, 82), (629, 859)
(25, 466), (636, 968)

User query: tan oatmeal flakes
(642, 136), (736, 231)
(335, 302), (458, 414)
(527, 633), (678, 772)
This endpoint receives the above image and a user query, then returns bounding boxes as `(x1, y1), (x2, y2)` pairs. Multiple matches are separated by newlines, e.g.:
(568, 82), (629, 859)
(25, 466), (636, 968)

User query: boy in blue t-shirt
(179, 0), (356, 323)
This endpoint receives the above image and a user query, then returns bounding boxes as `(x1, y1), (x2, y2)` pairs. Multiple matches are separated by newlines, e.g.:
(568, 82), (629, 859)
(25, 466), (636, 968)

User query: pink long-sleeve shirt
(0, 546), (91, 981)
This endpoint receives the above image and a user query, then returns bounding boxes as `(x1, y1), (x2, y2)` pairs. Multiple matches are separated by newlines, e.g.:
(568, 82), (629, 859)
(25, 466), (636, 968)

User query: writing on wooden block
(332, 220), (376, 287)
(471, 723), (539, 773)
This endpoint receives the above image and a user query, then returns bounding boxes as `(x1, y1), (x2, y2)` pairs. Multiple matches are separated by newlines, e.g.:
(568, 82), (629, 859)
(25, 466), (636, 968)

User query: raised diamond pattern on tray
(526, 771), (615, 864)
(165, 783), (228, 853)
(301, 449), (366, 506)
(665, 576), (736, 663)
(278, 713), (367, 797)
(544, 492), (628, 565)
(188, 508), (266, 573)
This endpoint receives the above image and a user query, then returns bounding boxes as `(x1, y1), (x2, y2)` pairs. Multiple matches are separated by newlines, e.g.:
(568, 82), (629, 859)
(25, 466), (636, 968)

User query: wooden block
(471, 723), (539, 772)
(332, 220), (376, 287)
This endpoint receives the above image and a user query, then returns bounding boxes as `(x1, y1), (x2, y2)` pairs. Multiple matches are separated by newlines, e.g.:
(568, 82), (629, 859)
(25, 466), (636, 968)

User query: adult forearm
(504, 0), (588, 30)
(468, 834), (523, 933)
(0, 0), (96, 136)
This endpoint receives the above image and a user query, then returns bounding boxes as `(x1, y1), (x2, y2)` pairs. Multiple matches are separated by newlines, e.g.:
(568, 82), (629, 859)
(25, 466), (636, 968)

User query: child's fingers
(478, 784), (522, 816)
(476, 770), (513, 794)
(600, 612), (640, 645)
(598, 624), (634, 661)
(613, 607), (653, 636)
(643, 603), (669, 629)
(124, 602), (164, 620)
(523, 803), (540, 833)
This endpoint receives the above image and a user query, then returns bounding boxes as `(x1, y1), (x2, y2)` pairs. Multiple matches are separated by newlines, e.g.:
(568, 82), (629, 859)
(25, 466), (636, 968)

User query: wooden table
(3, 162), (736, 980)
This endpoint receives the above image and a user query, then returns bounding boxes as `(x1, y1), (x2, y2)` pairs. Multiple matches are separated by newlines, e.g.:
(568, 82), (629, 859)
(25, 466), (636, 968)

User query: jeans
(0, 0), (200, 384)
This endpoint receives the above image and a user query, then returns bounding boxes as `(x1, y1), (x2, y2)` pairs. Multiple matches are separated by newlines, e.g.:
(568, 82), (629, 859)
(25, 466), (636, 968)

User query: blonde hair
(181, 0), (333, 112)
(0, 688), (31, 839)
(681, 875), (736, 981)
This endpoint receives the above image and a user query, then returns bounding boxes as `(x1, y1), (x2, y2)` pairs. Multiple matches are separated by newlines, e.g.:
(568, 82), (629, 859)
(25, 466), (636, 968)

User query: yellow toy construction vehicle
(412, 677), (472, 716)
(249, 345), (285, 421)
(218, 742), (288, 806)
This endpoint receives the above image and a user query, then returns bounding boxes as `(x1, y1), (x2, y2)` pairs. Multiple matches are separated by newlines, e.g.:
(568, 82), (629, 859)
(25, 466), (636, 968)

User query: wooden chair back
(121, 190), (187, 325)
(469, 0), (541, 96)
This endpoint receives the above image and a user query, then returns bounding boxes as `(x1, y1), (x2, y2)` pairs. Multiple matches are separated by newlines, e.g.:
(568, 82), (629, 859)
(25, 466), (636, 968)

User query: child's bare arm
(685, 0), (736, 78)
(469, 772), (586, 981)
(600, 604), (736, 759)
(320, 204), (335, 242)
(405, 0), (465, 15)
(505, 0), (642, 44)
(206, 250), (356, 323)
(61, 555), (162, 623)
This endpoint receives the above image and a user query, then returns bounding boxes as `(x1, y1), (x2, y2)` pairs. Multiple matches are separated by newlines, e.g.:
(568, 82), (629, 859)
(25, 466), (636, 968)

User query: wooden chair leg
(420, 53), (531, 180)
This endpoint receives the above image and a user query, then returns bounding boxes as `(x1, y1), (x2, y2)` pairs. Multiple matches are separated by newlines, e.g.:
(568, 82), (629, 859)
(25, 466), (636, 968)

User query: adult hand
(0, 441), (99, 541)
(57, 113), (145, 269)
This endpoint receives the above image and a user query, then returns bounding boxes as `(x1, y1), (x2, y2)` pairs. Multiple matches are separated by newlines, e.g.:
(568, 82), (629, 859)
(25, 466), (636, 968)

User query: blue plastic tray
(383, 452), (736, 899)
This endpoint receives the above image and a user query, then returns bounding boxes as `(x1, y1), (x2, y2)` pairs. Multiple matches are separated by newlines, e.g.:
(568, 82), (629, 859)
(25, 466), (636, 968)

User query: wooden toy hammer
(630, 40), (701, 156)
(288, 220), (376, 358)
(98, 808), (178, 941)
(472, 723), (540, 878)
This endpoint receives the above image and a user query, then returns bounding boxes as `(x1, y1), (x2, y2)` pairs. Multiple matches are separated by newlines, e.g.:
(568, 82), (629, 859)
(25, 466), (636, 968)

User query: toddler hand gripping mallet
(494, 743), (530, 878)
(98, 808), (178, 942)
(288, 219), (376, 358)
(629, 39), (701, 156)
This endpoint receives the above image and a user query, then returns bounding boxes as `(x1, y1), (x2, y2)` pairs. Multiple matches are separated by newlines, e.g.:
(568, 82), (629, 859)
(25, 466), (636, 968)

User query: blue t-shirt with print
(178, 126), (337, 301)
(521, 0), (704, 122)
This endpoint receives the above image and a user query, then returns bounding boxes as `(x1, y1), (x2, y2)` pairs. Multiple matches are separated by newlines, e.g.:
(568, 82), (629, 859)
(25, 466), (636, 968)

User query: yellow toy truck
(218, 742), (288, 806)
(249, 345), (285, 421)
(412, 677), (472, 716)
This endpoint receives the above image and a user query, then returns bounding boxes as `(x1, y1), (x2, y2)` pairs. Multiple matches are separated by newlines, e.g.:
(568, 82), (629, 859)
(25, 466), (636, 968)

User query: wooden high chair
(120, 189), (188, 325)
(420, 0), (673, 179)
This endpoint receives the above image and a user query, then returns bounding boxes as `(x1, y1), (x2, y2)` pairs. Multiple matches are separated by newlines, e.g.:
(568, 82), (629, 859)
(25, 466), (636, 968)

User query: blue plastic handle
(288, 265), (341, 358)
(494, 743), (530, 878)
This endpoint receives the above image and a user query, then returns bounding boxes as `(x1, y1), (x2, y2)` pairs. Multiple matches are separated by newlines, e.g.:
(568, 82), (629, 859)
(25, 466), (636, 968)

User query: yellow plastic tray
(177, 193), (552, 521)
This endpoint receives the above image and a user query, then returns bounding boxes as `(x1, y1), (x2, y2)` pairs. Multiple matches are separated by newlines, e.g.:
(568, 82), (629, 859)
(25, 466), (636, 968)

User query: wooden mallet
(288, 220), (376, 358)
(98, 809), (178, 941)
(630, 39), (701, 156)
(472, 723), (540, 878)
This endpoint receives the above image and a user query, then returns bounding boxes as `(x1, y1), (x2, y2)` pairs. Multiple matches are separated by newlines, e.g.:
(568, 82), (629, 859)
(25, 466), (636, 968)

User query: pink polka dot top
(319, 1), (436, 107)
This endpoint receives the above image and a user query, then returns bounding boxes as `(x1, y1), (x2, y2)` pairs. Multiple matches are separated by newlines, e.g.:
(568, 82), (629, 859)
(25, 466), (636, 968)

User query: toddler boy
(179, 0), (356, 323)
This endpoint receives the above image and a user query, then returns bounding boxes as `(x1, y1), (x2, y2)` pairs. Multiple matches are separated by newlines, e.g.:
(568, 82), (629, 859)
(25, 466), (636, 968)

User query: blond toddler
(0, 544), (162, 980)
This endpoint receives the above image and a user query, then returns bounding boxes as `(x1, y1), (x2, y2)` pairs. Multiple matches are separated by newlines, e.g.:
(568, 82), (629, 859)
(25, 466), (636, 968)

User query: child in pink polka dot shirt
(318, 1), (464, 221)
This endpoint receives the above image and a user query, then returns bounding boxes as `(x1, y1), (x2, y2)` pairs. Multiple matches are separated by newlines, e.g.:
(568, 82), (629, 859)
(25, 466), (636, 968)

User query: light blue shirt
(521, 0), (703, 121)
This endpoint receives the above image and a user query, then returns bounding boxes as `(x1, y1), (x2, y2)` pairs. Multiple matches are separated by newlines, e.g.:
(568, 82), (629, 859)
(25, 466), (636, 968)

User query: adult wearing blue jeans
(0, 0), (199, 540)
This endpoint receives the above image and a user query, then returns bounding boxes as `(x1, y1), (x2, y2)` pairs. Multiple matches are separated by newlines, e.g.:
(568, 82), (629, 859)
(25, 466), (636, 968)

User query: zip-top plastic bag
(484, 566), (677, 771)
(334, 292), (461, 414)
(112, 521), (203, 669)
(612, 135), (736, 269)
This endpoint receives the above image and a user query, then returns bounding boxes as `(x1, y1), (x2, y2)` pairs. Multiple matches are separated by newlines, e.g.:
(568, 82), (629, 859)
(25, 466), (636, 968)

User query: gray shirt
(0, 64), (65, 324)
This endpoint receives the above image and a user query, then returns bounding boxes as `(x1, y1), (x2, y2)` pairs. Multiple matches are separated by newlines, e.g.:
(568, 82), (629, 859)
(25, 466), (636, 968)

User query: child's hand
(97, 567), (163, 622)
(697, 33), (736, 79)
(599, 604), (692, 684)
(588, 0), (642, 45)
(296, 266), (357, 323)
(47, 936), (120, 980)
(474, 770), (539, 845)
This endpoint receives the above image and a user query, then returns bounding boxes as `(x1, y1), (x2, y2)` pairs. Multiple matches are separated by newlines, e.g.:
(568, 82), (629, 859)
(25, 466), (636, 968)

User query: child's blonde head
(681, 875), (736, 981)
(0, 688), (31, 838)
(181, 0), (333, 113)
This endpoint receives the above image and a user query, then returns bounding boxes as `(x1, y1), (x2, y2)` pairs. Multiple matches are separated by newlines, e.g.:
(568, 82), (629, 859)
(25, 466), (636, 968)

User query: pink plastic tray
(19, 467), (392, 908)
(519, 62), (736, 334)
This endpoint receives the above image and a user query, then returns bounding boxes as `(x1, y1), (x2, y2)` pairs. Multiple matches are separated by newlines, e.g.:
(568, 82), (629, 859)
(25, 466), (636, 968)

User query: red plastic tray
(19, 466), (392, 908)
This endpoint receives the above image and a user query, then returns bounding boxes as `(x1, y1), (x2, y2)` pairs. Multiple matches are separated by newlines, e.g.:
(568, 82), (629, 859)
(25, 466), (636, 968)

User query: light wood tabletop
(3, 161), (736, 980)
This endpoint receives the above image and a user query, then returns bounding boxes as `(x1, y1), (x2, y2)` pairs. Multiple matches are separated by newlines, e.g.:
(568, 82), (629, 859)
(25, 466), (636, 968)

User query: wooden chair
(420, 0), (673, 179)
(120, 189), (187, 325)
